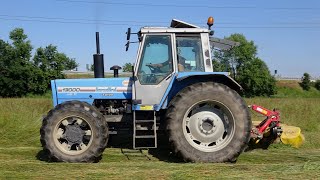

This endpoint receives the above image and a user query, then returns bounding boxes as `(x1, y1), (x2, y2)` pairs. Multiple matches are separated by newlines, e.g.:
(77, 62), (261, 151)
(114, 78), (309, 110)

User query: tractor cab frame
(131, 19), (241, 110)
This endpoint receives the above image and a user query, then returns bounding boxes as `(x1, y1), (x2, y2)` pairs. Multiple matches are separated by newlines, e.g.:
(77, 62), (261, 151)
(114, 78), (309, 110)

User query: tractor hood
(51, 77), (133, 106)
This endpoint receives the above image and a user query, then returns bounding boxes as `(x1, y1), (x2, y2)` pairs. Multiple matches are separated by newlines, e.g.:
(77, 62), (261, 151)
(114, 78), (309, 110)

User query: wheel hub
(65, 125), (85, 144)
(200, 118), (216, 134)
(188, 107), (225, 143)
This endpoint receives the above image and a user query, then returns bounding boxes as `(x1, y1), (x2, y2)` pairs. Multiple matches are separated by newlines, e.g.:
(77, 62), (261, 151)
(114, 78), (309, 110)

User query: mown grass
(0, 147), (319, 179)
(0, 97), (319, 179)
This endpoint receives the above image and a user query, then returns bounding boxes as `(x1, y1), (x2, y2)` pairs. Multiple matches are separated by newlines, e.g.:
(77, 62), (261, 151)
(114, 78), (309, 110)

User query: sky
(0, 0), (320, 78)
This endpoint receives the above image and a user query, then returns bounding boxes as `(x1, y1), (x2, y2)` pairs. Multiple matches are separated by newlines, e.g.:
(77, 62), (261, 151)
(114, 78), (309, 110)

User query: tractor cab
(127, 18), (239, 107)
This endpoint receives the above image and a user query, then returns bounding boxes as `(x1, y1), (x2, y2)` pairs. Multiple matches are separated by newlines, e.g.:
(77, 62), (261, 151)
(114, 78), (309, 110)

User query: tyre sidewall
(41, 101), (108, 162)
(167, 83), (251, 162)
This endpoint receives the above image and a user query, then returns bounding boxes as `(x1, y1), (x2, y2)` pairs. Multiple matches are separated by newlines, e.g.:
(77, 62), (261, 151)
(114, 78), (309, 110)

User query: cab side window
(176, 36), (204, 72)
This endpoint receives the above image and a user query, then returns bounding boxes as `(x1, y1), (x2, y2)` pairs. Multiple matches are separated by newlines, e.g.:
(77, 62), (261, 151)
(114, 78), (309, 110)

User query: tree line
(0, 28), (77, 97)
(2, 28), (315, 98)
(300, 73), (320, 91)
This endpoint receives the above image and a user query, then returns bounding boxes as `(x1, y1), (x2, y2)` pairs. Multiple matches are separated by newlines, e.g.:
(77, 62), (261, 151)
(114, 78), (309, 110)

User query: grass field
(275, 80), (320, 98)
(0, 97), (319, 179)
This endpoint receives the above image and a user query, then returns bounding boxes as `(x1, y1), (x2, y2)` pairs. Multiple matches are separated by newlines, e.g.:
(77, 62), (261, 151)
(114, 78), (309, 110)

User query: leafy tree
(0, 28), (47, 97)
(213, 33), (276, 97)
(20, 64), (48, 95)
(212, 55), (230, 72)
(300, 73), (311, 91)
(89, 64), (94, 71)
(213, 34), (257, 76)
(0, 28), (77, 97)
(122, 63), (133, 72)
(65, 58), (78, 70)
(9, 28), (32, 61)
(33, 44), (78, 80)
(237, 58), (276, 97)
(314, 80), (320, 91)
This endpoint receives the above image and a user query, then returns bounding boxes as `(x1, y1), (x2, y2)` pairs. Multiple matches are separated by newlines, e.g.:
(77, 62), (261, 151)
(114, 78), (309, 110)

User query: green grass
(0, 98), (51, 147)
(65, 73), (95, 79)
(275, 80), (320, 98)
(0, 147), (319, 179)
(25, 91), (52, 99)
(0, 98), (319, 179)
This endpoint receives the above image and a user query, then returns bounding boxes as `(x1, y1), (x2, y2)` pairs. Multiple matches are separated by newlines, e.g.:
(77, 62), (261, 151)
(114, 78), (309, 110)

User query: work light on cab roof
(207, 16), (214, 29)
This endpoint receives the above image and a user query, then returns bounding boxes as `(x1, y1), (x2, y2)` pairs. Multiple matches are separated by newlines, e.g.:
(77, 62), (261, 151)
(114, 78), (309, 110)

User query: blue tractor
(40, 18), (252, 163)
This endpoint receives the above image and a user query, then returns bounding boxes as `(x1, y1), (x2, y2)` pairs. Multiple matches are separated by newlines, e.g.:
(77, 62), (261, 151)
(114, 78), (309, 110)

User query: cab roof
(140, 19), (210, 34)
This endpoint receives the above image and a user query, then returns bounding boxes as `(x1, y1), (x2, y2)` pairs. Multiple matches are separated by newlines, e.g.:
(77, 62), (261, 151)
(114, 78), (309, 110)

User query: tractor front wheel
(40, 101), (108, 162)
(166, 82), (251, 162)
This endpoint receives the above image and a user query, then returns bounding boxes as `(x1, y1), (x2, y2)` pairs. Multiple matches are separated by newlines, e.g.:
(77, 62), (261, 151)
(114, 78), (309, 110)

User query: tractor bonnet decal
(57, 87), (132, 93)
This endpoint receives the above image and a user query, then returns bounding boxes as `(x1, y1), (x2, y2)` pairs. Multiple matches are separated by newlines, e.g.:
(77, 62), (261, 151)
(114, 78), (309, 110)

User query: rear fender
(176, 73), (242, 92)
(160, 72), (242, 109)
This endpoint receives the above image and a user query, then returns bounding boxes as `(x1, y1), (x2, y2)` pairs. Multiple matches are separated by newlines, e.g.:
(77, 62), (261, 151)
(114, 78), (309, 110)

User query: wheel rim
(53, 116), (93, 155)
(182, 100), (235, 152)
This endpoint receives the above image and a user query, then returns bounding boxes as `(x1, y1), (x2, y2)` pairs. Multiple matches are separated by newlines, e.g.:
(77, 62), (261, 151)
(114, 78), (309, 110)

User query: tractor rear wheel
(40, 101), (108, 162)
(166, 82), (251, 162)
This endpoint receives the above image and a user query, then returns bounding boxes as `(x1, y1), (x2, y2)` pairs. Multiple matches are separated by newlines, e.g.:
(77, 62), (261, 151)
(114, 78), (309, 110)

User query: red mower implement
(249, 104), (304, 149)
(249, 105), (282, 149)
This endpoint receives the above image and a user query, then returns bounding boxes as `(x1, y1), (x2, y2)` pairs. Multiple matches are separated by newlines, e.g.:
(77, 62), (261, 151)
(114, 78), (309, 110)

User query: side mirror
(126, 28), (131, 41)
(125, 40), (130, 51)
(137, 31), (142, 42)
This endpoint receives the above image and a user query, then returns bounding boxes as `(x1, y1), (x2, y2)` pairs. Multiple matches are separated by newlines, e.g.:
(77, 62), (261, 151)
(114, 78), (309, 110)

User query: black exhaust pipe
(110, 65), (122, 78)
(93, 32), (104, 78)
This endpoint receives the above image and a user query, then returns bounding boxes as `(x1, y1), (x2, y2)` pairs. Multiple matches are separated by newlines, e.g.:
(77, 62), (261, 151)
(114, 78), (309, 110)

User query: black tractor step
(135, 120), (155, 123)
(133, 110), (157, 149)
(135, 135), (155, 139)
(135, 126), (149, 131)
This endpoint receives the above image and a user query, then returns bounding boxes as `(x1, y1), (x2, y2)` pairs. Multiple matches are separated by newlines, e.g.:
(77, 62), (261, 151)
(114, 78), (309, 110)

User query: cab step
(133, 110), (157, 149)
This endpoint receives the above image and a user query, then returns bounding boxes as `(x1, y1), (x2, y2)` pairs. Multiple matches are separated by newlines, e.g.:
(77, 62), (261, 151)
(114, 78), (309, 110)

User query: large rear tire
(166, 82), (251, 162)
(40, 101), (108, 162)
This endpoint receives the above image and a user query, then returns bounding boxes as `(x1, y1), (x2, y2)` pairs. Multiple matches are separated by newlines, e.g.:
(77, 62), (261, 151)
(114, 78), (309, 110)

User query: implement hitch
(249, 105), (283, 149)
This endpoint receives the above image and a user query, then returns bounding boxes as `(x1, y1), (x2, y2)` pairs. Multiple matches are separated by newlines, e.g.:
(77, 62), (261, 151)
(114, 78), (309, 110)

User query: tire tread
(166, 82), (251, 163)
(40, 100), (108, 163)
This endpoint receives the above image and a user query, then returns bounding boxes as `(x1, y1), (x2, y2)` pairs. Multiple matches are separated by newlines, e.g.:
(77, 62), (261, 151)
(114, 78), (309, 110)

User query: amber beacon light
(207, 16), (214, 30)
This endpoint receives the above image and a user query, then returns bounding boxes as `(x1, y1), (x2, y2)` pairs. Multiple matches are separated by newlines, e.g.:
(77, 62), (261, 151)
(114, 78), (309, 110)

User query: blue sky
(1, 0), (320, 77)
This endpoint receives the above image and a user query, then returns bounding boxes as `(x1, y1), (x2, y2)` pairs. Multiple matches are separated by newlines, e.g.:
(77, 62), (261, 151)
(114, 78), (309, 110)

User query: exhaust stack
(93, 32), (104, 78)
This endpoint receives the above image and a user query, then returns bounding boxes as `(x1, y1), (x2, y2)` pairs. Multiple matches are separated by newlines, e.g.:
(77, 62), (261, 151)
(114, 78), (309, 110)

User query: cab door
(133, 34), (175, 106)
